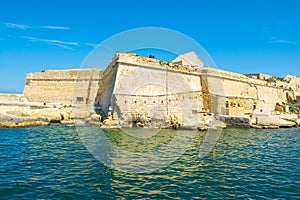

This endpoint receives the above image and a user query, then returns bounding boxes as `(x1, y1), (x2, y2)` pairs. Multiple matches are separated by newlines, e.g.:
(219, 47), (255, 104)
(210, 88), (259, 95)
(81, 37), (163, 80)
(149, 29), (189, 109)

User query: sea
(0, 125), (299, 199)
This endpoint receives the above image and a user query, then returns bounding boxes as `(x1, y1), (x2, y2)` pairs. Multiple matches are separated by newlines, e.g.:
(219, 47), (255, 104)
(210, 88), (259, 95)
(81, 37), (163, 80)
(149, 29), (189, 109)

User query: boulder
(251, 116), (296, 128)
(103, 117), (118, 126)
(278, 119), (296, 128)
(219, 115), (250, 127)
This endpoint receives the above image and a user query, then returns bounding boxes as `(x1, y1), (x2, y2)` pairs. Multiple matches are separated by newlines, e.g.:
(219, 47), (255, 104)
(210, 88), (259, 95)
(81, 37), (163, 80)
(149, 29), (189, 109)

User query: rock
(161, 124), (174, 129)
(279, 113), (298, 121)
(250, 124), (279, 129)
(87, 121), (102, 126)
(197, 126), (208, 131)
(136, 122), (144, 127)
(267, 125), (280, 129)
(28, 111), (62, 122)
(250, 124), (263, 129)
(0, 115), (13, 122)
(0, 121), (49, 128)
(101, 125), (121, 129)
(69, 112), (76, 119)
(275, 104), (285, 112)
(5, 111), (23, 116)
(70, 110), (91, 119)
(91, 113), (101, 121)
(60, 120), (76, 125)
(62, 113), (71, 120)
(255, 116), (279, 126)
(172, 123), (180, 130)
(219, 115), (250, 127)
(249, 114), (297, 128)
(103, 117), (118, 125)
(278, 119), (296, 128)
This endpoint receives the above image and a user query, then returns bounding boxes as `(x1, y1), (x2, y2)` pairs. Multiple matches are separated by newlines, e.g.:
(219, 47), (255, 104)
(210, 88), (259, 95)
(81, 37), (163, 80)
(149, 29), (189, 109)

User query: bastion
(0, 52), (299, 129)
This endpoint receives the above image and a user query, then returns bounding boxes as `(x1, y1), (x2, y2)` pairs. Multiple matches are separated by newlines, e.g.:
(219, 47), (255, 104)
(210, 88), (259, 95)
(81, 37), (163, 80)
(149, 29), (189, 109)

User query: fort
(0, 52), (300, 129)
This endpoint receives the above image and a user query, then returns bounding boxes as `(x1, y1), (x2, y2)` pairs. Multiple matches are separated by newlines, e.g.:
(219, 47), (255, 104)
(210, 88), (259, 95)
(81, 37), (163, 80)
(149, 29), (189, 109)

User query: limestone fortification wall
(285, 75), (300, 99)
(112, 63), (203, 126)
(196, 66), (294, 116)
(95, 53), (204, 126)
(23, 69), (102, 104)
(92, 53), (299, 123)
(94, 64), (118, 115)
(2, 52), (299, 129)
(0, 94), (27, 102)
(14, 52), (299, 123)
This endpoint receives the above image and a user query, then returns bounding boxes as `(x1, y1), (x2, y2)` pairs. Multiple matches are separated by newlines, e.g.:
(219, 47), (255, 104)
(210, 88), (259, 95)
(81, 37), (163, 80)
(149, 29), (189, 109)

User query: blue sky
(0, 0), (299, 93)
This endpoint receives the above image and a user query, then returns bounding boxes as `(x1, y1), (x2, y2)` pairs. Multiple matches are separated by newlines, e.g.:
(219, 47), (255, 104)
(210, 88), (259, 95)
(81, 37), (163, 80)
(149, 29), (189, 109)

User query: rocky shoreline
(1, 101), (299, 130)
(0, 101), (102, 128)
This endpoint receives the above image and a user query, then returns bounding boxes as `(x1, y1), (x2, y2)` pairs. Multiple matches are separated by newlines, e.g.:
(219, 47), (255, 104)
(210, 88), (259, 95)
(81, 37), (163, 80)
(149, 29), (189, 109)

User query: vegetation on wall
(288, 100), (300, 114)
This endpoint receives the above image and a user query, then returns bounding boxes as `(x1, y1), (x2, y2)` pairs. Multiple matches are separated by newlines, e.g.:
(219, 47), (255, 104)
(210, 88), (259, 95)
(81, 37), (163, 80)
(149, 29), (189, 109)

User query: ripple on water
(0, 126), (299, 199)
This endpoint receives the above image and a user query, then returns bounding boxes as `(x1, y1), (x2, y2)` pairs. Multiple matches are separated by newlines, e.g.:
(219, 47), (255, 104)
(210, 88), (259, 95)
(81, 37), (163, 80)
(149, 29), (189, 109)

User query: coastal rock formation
(0, 112), (49, 128)
(219, 116), (250, 127)
(0, 101), (99, 128)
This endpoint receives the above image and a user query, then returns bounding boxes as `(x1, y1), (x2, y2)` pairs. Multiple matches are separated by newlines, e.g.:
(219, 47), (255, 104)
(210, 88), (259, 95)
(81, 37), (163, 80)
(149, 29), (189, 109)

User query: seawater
(0, 125), (299, 199)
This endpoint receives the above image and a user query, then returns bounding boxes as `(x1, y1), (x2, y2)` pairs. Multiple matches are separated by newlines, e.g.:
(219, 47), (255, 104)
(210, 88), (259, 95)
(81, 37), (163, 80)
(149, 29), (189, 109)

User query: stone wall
(99, 54), (204, 127)
(94, 53), (300, 125)
(199, 67), (294, 116)
(23, 69), (102, 104)
(16, 52), (300, 125)
(0, 94), (27, 102)
(285, 75), (300, 100)
(94, 64), (118, 116)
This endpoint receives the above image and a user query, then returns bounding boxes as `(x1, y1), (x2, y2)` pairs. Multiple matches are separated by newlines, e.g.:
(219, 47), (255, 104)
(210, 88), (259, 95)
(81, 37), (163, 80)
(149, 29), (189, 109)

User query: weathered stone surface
(0, 94), (27, 102)
(279, 113), (298, 122)
(219, 115), (250, 127)
(197, 126), (208, 131)
(1, 52), (300, 129)
(103, 118), (118, 126)
(87, 121), (102, 126)
(255, 116), (279, 126)
(250, 115), (297, 128)
(278, 119), (296, 128)
(250, 124), (279, 129)
(0, 118), (49, 128)
(60, 120), (76, 125)
(23, 69), (102, 105)
(91, 113), (101, 121)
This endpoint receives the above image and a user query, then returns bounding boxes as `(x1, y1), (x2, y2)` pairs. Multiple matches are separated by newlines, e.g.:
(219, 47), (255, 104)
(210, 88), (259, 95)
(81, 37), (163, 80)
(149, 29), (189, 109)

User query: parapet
(113, 52), (202, 74)
(26, 68), (103, 81)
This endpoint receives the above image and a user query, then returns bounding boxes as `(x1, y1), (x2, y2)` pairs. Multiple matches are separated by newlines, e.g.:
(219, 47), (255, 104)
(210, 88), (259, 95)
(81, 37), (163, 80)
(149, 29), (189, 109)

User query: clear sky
(0, 0), (299, 93)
